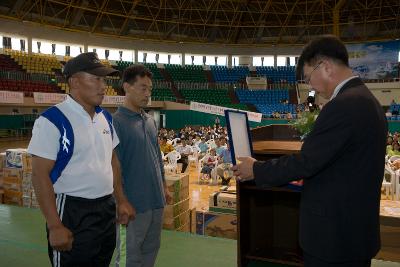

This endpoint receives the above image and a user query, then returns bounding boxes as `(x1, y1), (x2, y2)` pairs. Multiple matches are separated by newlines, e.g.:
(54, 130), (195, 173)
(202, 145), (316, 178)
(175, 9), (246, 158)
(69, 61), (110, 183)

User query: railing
(0, 70), (56, 82)
(298, 78), (400, 84)
(174, 81), (244, 90)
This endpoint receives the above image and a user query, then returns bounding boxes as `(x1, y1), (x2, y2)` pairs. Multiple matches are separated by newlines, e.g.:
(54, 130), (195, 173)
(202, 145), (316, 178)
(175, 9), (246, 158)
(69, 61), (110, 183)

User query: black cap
(63, 52), (119, 78)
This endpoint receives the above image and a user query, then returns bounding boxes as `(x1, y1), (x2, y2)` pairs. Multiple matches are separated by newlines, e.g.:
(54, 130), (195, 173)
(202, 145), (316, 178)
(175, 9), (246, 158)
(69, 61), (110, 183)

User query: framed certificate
(224, 110), (254, 165)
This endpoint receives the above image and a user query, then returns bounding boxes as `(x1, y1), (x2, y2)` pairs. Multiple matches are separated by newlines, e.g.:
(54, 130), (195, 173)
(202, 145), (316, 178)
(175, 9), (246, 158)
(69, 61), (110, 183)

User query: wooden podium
(238, 125), (303, 267)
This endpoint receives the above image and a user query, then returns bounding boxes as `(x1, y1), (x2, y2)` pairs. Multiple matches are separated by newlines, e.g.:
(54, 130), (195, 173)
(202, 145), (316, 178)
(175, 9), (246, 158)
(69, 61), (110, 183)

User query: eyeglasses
(305, 61), (323, 84)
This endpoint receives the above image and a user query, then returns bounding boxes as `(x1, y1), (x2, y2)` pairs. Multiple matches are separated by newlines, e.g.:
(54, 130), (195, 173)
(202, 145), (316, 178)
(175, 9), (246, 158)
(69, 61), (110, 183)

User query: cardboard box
(3, 168), (23, 179)
(3, 176), (23, 192)
(219, 185), (236, 194)
(190, 208), (196, 234)
(209, 192), (237, 209)
(22, 187), (32, 198)
(165, 173), (189, 192)
(163, 209), (190, 230)
(0, 189), (4, 204)
(22, 173), (32, 190)
(30, 196), (39, 209)
(22, 196), (31, 208)
(165, 174), (190, 205)
(23, 171), (32, 180)
(209, 206), (236, 215)
(196, 211), (237, 240)
(2, 168), (31, 192)
(176, 221), (191, 233)
(164, 198), (190, 218)
(4, 190), (23, 206)
(5, 149), (31, 170)
(169, 186), (190, 205)
(0, 152), (6, 170)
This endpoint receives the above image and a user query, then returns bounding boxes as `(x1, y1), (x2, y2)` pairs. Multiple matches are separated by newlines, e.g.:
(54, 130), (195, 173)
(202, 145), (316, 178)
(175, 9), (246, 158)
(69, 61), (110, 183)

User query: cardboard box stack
(208, 186), (237, 214)
(196, 185), (238, 240)
(163, 173), (191, 232)
(2, 149), (35, 208)
(0, 152), (5, 193)
(0, 155), (4, 204)
(196, 210), (237, 240)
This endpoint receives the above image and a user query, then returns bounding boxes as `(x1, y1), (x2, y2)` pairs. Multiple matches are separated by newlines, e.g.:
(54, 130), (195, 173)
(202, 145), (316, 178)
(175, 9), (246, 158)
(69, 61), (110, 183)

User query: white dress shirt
(330, 76), (359, 101)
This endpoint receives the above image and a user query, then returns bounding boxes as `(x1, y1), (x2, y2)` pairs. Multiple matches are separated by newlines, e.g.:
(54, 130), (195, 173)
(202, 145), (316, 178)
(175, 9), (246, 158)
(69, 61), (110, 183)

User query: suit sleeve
(254, 100), (354, 187)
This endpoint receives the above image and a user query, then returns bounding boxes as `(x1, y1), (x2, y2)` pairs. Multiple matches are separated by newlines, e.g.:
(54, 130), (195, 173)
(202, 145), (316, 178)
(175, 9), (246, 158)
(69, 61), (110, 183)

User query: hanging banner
(347, 40), (400, 80)
(33, 92), (67, 104)
(33, 93), (126, 106)
(0, 91), (24, 104)
(190, 101), (262, 123)
(102, 96), (125, 105)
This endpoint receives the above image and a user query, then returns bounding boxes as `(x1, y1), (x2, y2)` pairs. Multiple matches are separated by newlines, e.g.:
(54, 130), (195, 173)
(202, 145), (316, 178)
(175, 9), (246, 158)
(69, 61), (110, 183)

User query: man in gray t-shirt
(113, 65), (171, 267)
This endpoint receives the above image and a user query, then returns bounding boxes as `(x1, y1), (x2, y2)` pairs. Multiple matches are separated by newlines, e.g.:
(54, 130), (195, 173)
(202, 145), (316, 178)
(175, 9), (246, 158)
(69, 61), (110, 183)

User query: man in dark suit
(233, 36), (388, 267)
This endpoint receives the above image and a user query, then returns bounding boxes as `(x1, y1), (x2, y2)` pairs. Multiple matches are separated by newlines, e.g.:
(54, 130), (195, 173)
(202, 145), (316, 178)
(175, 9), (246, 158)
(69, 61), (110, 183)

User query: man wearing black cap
(28, 52), (135, 267)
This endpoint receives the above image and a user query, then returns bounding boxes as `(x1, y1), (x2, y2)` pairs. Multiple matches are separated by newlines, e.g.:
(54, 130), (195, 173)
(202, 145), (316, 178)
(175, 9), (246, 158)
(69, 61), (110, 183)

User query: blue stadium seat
(255, 66), (296, 83)
(235, 89), (296, 117)
(210, 66), (250, 83)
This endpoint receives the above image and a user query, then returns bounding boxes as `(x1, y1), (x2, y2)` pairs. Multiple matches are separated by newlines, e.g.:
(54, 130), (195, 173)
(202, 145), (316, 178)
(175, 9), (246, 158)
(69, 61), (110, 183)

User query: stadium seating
(254, 103), (297, 117)
(210, 66), (249, 83)
(256, 66), (296, 83)
(236, 89), (295, 117)
(144, 63), (164, 80)
(0, 54), (22, 71)
(0, 78), (62, 96)
(179, 88), (247, 110)
(164, 64), (207, 82)
(115, 62), (164, 80)
(389, 104), (400, 120)
(151, 88), (175, 101)
(4, 50), (62, 75)
(390, 104), (400, 113)
(236, 89), (289, 104)
(56, 82), (117, 96)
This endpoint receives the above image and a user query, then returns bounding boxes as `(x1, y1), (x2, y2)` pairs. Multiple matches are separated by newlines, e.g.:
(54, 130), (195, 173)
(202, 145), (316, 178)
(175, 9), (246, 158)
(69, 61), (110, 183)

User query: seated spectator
(187, 135), (195, 146)
(388, 141), (400, 157)
(175, 139), (193, 173)
(200, 148), (218, 181)
(216, 137), (227, 155)
(387, 135), (394, 146)
(390, 159), (400, 171)
(159, 136), (175, 154)
(216, 143), (233, 185)
(209, 129), (219, 140)
(198, 137), (209, 154)
(194, 135), (201, 147)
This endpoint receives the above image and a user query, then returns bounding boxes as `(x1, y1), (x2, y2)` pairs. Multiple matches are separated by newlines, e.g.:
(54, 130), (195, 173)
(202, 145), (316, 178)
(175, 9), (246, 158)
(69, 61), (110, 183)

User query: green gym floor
(0, 205), (399, 267)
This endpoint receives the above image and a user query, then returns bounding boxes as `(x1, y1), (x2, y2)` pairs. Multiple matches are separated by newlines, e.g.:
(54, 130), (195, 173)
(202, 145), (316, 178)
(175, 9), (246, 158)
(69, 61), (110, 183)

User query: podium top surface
(252, 140), (302, 155)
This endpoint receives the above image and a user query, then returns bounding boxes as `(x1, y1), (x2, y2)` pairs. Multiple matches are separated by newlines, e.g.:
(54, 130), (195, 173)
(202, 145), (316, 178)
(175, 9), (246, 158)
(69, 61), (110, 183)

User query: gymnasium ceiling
(0, 0), (399, 46)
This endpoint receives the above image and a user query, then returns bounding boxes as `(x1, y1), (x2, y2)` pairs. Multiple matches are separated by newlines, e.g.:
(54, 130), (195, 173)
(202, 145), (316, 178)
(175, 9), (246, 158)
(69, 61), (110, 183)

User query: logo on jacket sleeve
(62, 126), (71, 153)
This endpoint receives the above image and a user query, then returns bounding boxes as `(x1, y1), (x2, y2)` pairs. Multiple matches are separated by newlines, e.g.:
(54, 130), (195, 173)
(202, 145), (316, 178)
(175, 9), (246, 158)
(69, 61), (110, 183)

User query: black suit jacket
(253, 78), (388, 262)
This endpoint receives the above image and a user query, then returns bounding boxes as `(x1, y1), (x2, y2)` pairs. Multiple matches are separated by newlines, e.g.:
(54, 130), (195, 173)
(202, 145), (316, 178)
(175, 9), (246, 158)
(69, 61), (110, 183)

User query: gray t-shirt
(113, 106), (165, 213)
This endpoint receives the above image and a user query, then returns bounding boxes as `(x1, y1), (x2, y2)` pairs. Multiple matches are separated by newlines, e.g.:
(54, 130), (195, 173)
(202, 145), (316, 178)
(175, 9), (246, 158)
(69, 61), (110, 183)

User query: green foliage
(290, 111), (319, 137)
